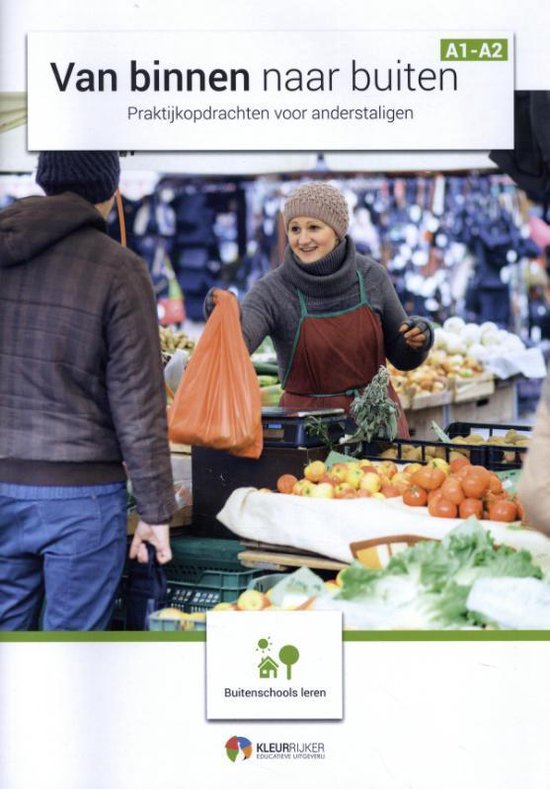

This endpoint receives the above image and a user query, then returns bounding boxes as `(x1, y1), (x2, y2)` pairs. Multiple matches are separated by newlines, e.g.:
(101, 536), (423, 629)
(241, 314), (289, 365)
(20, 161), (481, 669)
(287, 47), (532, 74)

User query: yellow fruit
(310, 482), (335, 498)
(428, 458), (450, 476)
(328, 463), (349, 483)
(334, 482), (355, 498)
(359, 471), (382, 494)
(345, 465), (364, 489)
(236, 590), (270, 611)
(211, 602), (236, 612)
(304, 460), (327, 482)
(154, 607), (187, 621)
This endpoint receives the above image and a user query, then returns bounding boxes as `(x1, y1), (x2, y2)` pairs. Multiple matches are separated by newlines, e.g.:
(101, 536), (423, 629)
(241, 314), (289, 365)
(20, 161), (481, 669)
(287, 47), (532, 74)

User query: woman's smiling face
(287, 216), (339, 263)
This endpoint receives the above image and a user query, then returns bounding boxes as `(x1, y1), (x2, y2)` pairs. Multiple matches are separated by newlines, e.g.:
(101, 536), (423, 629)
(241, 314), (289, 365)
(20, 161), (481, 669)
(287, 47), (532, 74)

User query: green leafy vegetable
(336, 518), (542, 628)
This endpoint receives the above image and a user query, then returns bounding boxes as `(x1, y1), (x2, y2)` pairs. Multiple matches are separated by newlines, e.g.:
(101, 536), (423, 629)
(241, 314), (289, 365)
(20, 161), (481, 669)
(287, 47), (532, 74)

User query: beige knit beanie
(282, 182), (350, 240)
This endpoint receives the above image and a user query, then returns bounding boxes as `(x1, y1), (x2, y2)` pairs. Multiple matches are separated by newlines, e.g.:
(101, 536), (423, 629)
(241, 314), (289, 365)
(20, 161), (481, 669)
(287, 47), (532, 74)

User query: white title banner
(27, 31), (514, 151)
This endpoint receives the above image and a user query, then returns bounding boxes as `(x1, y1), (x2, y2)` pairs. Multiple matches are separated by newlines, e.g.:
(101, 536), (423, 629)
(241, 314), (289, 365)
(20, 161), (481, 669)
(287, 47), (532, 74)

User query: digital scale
(261, 406), (347, 448)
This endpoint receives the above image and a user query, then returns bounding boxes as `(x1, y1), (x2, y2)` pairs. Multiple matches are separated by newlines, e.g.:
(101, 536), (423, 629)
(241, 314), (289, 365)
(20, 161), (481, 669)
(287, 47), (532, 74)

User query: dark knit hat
(282, 181), (349, 239)
(36, 151), (120, 204)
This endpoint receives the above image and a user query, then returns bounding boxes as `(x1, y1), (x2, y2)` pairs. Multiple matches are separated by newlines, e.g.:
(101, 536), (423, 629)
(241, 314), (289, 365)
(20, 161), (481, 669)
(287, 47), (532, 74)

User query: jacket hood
(0, 192), (106, 268)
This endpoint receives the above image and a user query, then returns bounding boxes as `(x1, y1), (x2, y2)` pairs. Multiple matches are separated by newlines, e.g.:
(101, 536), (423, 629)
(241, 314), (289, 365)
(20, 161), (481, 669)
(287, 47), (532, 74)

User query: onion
(443, 316), (466, 334)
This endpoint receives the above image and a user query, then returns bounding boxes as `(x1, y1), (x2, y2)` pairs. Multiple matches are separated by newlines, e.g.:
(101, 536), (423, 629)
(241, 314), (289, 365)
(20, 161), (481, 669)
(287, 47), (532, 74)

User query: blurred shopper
(206, 181), (433, 434)
(517, 375), (550, 534)
(0, 151), (176, 631)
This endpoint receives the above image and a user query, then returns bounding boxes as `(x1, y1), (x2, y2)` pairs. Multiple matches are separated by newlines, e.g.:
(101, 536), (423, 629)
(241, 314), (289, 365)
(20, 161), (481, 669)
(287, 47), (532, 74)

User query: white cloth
(217, 487), (550, 569)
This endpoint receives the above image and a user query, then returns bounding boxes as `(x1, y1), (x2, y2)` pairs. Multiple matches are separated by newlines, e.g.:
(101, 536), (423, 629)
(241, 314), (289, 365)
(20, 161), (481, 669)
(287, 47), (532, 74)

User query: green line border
(3, 630), (550, 642)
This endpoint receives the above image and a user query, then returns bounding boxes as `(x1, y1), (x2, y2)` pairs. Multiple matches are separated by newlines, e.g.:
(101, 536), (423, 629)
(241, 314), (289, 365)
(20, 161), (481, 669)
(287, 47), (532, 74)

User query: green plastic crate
(166, 537), (247, 583)
(165, 568), (258, 613)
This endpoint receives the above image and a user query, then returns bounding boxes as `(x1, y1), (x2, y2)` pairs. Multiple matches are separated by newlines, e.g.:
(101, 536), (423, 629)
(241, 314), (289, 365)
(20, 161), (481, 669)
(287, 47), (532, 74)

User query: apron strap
(357, 270), (371, 307)
(296, 288), (309, 318)
(285, 387), (363, 398)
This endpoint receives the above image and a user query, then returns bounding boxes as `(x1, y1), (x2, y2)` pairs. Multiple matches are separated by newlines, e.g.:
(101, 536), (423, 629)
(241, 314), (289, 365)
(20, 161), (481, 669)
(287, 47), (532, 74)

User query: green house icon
(258, 656), (279, 679)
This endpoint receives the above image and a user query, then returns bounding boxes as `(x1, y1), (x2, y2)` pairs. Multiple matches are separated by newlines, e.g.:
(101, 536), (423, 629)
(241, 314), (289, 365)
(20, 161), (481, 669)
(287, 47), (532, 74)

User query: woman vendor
(206, 181), (433, 436)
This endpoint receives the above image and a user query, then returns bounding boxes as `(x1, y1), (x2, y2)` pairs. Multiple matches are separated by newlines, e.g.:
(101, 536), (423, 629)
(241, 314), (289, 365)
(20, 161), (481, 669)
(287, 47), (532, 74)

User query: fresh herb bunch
(348, 366), (399, 443)
(304, 415), (340, 452)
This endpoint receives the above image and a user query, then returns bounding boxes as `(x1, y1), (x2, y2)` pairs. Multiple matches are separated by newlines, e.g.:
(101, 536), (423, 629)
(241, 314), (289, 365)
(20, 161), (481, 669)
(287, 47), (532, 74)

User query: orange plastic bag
(168, 290), (263, 458)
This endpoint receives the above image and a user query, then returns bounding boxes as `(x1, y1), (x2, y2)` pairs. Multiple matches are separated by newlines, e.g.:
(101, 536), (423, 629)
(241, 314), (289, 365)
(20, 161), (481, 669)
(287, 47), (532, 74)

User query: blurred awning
(0, 92), (26, 134)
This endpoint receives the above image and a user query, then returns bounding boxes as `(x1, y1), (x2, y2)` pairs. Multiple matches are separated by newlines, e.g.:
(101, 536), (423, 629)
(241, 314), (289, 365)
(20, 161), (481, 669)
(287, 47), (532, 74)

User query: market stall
(2, 146), (550, 632)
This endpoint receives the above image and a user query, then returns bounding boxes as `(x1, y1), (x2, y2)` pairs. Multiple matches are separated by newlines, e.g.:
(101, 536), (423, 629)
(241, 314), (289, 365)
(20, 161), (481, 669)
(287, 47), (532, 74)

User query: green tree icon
(278, 644), (300, 679)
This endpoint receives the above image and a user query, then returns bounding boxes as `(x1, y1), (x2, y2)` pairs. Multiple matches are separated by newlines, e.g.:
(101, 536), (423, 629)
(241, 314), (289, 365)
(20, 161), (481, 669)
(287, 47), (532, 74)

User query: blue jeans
(0, 482), (127, 631)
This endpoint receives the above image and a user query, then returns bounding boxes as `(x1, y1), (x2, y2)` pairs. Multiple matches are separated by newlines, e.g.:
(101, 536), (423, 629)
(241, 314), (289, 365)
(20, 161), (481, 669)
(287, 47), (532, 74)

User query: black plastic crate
(446, 421), (531, 471)
(342, 435), (486, 465)
(342, 420), (531, 471)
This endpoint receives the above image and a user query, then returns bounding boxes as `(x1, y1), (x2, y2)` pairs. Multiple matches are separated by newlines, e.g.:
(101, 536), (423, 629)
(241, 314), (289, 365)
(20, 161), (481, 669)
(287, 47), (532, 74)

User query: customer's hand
(129, 521), (172, 565)
(399, 317), (431, 350)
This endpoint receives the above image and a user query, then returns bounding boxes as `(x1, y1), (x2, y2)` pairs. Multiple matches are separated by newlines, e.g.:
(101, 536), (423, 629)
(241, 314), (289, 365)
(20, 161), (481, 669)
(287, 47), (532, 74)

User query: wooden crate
(448, 380), (518, 424)
(451, 371), (495, 403)
(404, 403), (451, 440)
(410, 389), (453, 411)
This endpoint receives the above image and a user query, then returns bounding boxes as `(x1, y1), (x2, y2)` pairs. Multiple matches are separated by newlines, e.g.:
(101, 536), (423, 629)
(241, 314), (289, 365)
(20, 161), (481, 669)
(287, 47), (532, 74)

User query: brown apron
(280, 271), (409, 437)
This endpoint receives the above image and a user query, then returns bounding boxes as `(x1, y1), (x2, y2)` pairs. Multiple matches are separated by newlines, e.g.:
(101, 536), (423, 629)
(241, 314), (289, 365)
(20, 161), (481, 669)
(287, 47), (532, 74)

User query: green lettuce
(337, 518), (542, 628)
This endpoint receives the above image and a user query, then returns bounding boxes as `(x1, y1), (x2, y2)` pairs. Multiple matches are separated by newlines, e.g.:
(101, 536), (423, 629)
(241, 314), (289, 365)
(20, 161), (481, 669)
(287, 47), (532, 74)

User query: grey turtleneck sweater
(240, 236), (432, 381)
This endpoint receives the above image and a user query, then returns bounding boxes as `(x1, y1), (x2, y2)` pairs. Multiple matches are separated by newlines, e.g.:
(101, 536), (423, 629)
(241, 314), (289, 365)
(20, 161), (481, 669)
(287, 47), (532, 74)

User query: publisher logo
(225, 736), (253, 763)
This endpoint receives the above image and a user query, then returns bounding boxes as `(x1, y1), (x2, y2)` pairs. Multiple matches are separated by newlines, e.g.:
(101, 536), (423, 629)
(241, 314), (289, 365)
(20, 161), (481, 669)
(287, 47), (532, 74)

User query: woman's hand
(399, 318), (431, 350)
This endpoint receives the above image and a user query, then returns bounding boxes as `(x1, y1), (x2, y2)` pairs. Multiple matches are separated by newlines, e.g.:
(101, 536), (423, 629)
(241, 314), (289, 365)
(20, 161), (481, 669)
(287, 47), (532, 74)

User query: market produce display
(388, 317), (531, 406)
(159, 325), (195, 354)
(433, 317), (526, 365)
(209, 520), (550, 629)
(271, 456), (523, 523)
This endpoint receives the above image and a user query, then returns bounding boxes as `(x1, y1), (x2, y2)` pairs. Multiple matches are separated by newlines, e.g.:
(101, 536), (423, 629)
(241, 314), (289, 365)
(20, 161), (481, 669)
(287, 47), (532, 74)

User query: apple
(304, 460), (327, 482)
(377, 473), (391, 488)
(370, 492), (386, 500)
(377, 461), (398, 479)
(358, 459), (374, 471)
(328, 463), (349, 483)
(390, 472), (412, 493)
(299, 480), (316, 497)
(292, 478), (308, 495)
(359, 472), (382, 494)
(404, 463), (423, 476)
(318, 473), (337, 486)
(310, 482), (335, 499)
(236, 590), (270, 610)
(211, 602), (237, 612)
(428, 458), (450, 476)
(345, 465), (364, 489)
(334, 482), (355, 498)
